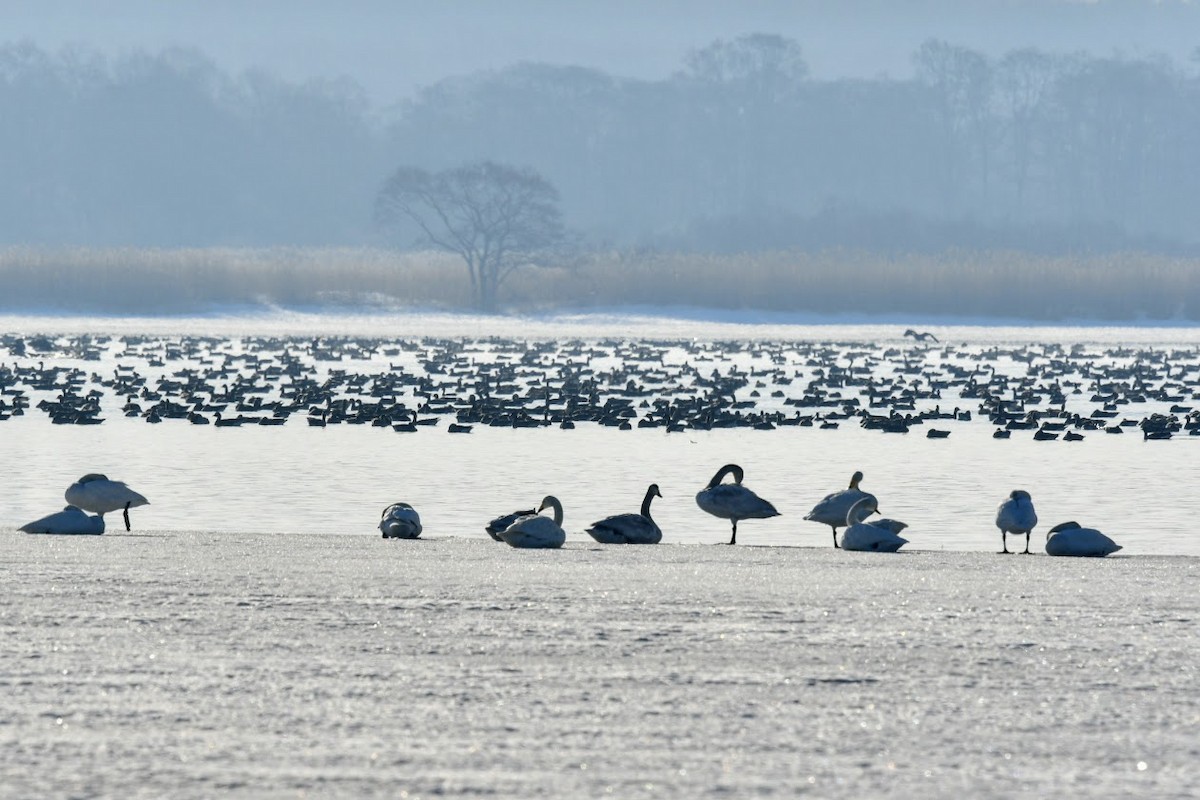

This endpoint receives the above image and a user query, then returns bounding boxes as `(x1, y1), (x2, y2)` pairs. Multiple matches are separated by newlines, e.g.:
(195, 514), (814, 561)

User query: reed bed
(1, 245), (1197, 321)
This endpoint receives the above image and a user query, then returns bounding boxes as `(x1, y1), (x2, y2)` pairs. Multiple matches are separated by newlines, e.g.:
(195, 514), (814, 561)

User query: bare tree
(376, 161), (565, 312)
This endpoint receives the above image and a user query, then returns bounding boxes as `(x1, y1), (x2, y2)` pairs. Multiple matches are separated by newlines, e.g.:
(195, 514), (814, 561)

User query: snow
(3, 307), (1200, 343)
(2, 532), (1194, 798)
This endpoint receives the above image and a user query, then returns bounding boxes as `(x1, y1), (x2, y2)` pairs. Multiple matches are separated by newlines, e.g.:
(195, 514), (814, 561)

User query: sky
(5, 0), (1198, 103)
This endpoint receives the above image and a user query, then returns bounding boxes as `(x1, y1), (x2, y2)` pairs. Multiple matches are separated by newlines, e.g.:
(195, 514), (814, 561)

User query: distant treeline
(1, 36), (1198, 253)
(3, 246), (1199, 322)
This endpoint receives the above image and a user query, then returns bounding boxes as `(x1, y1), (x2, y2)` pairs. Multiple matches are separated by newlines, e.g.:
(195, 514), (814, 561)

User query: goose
(995, 489), (1037, 554)
(378, 502), (422, 539)
(64, 474), (149, 531)
(804, 471), (876, 548)
(1045, 521), (1122, 557)
(20, 505), (105, 535)
(840, 496), (908, 552)
(695, 463), (779, 545)
(586, 484), (662, 544)
(497, 496), (566, 549)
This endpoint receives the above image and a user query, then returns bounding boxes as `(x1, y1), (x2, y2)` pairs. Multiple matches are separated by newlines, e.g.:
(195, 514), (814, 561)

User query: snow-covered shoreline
(2, 306), (1199, 343)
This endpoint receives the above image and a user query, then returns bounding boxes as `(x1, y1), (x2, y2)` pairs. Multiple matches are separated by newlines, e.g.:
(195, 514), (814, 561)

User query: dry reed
(1, 245), (1196, 321)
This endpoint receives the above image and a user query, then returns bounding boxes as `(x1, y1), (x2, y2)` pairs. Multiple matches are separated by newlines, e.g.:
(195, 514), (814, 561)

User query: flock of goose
(1, 330), (1153, 557)
(2, 331), (1200, 440)
(19, 467), (1119, 556)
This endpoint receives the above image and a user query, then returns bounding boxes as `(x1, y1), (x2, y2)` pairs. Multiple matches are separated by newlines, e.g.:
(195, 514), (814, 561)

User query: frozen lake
(3, 311), (1199, 796)
(3, 532), (1196, 798)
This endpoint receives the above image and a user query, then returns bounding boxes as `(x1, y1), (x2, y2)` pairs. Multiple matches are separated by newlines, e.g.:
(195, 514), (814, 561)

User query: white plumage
(64, 474), (149, 531)
(20, 505), (105, 536)
(840, 497), (908, 552)
(805, 471), (875, 548)
(695, 464), (779, 545)
(379, 502), (423, 539)
(586, 484), (662, 544)
(1045, 521), (1122, 557)
(995, 489), (1038, 554)
(497, 496), (566, 549)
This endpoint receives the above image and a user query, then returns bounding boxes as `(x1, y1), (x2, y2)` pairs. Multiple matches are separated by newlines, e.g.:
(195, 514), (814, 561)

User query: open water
(3, 311), (1200, 555)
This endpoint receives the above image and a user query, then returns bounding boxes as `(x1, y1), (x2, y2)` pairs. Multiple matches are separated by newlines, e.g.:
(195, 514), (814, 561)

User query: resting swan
(65, 474), (149, 531)
(1045, 521), (1122, 557)
(804, 471), (876, 548)
(497, 496), (566, 549)
(20, 505), (105, 535)
(586, 484), (662, 544)
(995, 490), (1038, 554)
(379, 502), (422, 539)
(695, 463), (780, 545)
(840, 496), (907, 552)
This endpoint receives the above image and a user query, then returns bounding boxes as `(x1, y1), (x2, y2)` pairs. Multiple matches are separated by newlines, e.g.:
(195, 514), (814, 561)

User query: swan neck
(640, 487), (658, 519)
(708, 463), (743, 488)
(846, 496), (873, 527)
(542, 496), (564, 526)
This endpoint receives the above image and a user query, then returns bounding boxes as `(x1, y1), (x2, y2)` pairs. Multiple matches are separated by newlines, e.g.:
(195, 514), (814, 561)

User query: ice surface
(2, 532), (1195, 798)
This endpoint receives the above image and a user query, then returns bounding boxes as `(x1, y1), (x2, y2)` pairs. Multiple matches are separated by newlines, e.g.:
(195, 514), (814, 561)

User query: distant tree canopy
(376, 161), (565, 311)
(0, 36), (1198, 252)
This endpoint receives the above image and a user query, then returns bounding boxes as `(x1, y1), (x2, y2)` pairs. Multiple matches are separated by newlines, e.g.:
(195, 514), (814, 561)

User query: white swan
(20, 505), (105, 535)
(65, 474), (149, 531)
(497, 496), (566, 549)
(1045, 521), (1122, 557)
(379, 502), (422, 539)
(995, 489), (1038, 554)
(586, 484), (662, 544)
(695, 464), (780, 545)
(840, 496), (908, 552)
(804, 470), (876, 548)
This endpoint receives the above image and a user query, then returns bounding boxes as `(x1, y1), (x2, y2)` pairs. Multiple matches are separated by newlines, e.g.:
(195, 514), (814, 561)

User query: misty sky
(8, 0), (1198, 103)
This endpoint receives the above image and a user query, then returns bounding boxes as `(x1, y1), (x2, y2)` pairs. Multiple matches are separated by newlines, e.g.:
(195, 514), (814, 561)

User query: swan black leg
(1022, 532), (1031, 554)
(831, 526), (839, 549)
(1001, 532), (1010, 554)
(728, 520), (738, 546)
(123, 501), (131, 531)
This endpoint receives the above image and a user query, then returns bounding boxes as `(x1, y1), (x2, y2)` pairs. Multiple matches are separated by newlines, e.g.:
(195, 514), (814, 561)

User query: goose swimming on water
(497, 496), (566, 549)
(378, 502), (422, 539)
(1045, 521), (1122, 557)
(64, 474), (149, 531)
(586, 484), (663, 544)
(995, 489), (1037, 554)
(804, 471), (876, 548)
(695, 464), (779, 545)
(20, 505), (105, 535)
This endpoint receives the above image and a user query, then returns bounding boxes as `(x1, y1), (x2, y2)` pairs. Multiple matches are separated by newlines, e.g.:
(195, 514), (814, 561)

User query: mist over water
(2, 0), (1199, 264)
